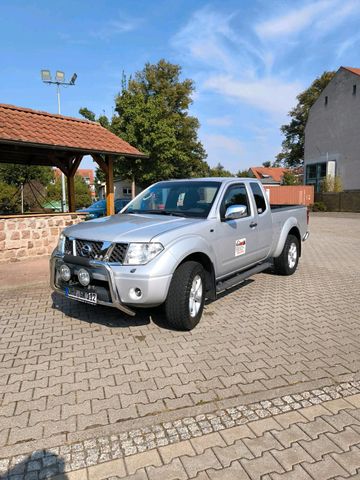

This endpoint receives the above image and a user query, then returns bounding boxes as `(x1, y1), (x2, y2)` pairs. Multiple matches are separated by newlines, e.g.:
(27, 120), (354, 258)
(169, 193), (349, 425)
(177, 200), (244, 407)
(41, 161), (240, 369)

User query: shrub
(311, 201), (327, 212)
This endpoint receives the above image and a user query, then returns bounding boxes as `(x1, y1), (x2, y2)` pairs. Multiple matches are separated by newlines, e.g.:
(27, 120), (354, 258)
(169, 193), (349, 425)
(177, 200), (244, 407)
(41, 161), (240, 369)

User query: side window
(250, 182), (267, 214)
(220, 184), (250, 218)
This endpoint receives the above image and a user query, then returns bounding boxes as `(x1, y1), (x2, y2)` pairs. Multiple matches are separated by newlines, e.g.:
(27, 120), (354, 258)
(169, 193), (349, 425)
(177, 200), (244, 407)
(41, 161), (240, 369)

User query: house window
(353, 84), (357, 95)
(305, 162), (327, 192)
(324, 96), (328, 105)
(123, 187), (131, 196)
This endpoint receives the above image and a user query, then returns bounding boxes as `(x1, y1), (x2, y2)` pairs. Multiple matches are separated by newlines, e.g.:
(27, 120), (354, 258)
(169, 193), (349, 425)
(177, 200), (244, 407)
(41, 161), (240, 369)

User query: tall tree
(209, 163), (233, 177)
(277, 71), (336, 167)
(0, 164), (53, 187)
(236, 169), (250, 177)
(47, 175), (91, 209)
(80, 60), (209, 186)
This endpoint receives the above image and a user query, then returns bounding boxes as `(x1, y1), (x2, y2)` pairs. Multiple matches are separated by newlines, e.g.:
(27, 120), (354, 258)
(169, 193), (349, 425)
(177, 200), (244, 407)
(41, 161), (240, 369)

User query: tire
(274, 234), (300, 276)
(165, 261), (206, 331)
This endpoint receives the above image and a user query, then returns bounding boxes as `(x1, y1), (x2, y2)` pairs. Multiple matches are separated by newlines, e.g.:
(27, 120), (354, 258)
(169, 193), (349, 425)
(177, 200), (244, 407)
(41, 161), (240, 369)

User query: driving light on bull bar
(123, 243), (164, 265)
(78, 268), (91, 286)
(59, 264), (71, 282)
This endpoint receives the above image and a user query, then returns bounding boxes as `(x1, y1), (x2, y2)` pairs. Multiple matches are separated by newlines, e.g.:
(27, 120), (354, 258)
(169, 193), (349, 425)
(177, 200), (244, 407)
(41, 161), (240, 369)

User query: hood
(64, 213), (202, 243)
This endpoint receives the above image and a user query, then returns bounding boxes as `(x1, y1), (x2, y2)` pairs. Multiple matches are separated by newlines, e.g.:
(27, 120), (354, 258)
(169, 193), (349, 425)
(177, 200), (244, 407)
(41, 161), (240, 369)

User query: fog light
(129, 287), (142, 300)
(59, 264), (71, 282)
(78, 268), (90, 286)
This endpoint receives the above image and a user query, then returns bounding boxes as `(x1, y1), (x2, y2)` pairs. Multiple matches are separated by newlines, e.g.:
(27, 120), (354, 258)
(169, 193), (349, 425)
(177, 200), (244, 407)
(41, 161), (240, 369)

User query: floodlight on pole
(40, 69), (78, 213)
(55, 71), (65, 83)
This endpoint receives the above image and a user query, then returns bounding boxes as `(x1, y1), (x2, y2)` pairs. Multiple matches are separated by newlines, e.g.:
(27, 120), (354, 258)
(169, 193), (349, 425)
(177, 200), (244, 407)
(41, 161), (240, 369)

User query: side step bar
(216, 261), (272, 294)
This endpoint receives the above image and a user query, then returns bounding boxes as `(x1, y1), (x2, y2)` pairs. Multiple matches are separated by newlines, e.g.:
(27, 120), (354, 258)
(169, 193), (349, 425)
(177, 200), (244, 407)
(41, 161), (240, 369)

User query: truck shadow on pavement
(3, 450), (68, 479)
(51, 292), (180, 331)
(51, 279), (256, 332)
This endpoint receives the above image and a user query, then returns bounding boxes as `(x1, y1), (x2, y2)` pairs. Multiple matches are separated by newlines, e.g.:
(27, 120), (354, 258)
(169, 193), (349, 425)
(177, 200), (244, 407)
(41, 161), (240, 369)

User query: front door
(214, 183), (261, 278)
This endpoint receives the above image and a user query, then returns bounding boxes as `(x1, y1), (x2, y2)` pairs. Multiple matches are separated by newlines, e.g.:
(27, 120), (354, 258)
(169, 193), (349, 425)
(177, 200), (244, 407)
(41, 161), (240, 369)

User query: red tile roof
(342, 66), (360, 77)
(0, 103), (143, 156)
(250, 167), (288, 183)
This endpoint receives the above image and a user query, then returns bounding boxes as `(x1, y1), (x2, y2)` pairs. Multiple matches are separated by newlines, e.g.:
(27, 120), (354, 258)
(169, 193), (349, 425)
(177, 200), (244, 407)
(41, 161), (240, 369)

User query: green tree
(47, 175), (91, 209)
(0, 181), (19, 213)
(262, 161), (271, 168)
(80, 59), (209, 186)
(236, 169), (250, 177)
(277, 71), (336, 167)
(0, 164), (53, 187)
(282, 170), (300, 185)
(208, 163), (233, 177)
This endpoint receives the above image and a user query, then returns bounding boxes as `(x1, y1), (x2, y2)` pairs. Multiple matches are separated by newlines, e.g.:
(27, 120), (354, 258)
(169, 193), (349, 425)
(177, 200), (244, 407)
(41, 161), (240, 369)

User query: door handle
(249, 222), (257, 228)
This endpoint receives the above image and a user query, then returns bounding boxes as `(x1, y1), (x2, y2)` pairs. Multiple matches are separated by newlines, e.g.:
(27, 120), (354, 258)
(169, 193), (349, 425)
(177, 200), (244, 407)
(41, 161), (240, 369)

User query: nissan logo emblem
(80, 244), (92, 257)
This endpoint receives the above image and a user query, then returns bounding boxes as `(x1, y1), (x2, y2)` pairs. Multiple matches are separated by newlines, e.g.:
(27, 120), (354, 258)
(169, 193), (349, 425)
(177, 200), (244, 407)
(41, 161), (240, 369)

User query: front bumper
(50, 253), (172, 315)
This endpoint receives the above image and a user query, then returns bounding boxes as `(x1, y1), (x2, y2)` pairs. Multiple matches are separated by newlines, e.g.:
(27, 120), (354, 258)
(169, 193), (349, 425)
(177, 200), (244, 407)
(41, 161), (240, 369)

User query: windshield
(124, 181), (221, 218)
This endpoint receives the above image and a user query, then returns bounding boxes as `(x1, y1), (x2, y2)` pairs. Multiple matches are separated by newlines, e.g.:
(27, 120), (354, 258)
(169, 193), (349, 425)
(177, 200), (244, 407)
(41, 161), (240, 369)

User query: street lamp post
(40, 70), (77, 212)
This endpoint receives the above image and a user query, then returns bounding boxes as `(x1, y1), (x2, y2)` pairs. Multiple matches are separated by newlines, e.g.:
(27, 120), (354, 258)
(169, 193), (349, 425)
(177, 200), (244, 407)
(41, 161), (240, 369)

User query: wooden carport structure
(0, 104), (144, 215)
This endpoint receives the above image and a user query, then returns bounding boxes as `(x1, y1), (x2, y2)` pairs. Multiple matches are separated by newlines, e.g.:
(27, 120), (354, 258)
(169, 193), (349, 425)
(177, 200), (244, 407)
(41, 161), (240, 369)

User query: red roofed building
(248, 167), (289, 185)
(54, 167), (96, 198)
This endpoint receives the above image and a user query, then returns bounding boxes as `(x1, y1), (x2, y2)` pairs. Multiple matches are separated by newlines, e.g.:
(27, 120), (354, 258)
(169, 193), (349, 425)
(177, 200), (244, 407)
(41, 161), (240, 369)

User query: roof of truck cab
(158, 177), (254, 183)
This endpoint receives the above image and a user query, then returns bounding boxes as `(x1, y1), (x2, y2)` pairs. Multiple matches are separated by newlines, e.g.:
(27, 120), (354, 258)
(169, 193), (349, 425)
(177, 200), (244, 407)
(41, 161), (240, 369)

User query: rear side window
(250, 182), (267, 214)
(220, 184), (250, 218)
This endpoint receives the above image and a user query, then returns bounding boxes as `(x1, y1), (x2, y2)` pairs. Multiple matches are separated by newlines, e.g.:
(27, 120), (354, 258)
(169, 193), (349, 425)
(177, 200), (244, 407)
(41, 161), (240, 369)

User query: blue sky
(1, 0), (360, 173)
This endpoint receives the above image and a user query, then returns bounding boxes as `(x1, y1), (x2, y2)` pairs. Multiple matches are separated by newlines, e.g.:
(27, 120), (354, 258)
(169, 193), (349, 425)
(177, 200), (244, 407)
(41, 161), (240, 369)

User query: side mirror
(224, 204), (247, 220)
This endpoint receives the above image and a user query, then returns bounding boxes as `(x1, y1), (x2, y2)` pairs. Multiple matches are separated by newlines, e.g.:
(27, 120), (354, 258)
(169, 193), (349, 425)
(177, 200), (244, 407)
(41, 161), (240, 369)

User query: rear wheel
(165, 261), (206, 331)
(274, 234), (299, 276)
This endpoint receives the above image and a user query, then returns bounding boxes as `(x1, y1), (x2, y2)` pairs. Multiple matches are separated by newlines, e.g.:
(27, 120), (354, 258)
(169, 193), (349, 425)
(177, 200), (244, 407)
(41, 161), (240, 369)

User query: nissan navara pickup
(51, 178), (310, 330)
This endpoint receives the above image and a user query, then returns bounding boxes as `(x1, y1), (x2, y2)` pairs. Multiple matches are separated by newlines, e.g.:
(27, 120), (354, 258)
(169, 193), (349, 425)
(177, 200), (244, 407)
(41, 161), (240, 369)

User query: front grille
(64, 237), (73, 255)
(75, 239), (103, 259)
(109, 243), (128, 263)
(64, 237), (127, 263)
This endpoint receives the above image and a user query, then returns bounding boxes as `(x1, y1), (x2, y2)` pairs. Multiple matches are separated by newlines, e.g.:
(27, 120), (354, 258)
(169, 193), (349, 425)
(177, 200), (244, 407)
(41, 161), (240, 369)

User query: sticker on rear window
(235, 238), (246, 256)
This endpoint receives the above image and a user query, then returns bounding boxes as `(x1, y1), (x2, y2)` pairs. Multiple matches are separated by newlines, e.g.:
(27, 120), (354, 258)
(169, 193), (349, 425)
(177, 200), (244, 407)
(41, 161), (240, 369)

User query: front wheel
(274, 234), (299, 276)
(164, 261), (206, 331)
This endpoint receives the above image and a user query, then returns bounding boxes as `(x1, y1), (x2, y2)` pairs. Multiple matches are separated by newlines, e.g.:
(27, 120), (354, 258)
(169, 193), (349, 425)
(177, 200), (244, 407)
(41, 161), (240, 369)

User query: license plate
(65, 287), (97, 305)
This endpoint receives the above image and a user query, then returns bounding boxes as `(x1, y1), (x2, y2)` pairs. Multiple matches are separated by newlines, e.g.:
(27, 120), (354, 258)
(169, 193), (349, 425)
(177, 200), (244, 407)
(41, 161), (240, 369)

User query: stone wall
(0, 213), (87, 263)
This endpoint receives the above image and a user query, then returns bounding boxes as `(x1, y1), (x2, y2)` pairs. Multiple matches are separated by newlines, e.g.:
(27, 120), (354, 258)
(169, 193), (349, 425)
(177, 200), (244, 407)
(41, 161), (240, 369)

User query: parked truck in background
(51, 178), (309, 330)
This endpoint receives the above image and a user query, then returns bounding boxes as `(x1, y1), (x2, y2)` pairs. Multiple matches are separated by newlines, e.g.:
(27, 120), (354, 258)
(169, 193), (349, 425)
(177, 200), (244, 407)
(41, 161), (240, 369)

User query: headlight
(59, 264), (71, 282)
(123, 243), (164, 265)
(57, 233), (65, 253)
(78, 268), (91, 286)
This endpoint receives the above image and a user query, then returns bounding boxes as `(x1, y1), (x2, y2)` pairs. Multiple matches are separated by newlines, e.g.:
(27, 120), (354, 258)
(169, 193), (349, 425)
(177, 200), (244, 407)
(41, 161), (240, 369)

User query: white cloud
(255, 1), (332, 39)
(202, 133), (244, 168)
(172, 8), (236, 72)
(172, 7), (302, 118)
(336, 32), (360, 58)
(204, 75), (301, 118)
(255, 0), (360, 40)
(92, 16), (142, 40)
(206, 116), (233, 127)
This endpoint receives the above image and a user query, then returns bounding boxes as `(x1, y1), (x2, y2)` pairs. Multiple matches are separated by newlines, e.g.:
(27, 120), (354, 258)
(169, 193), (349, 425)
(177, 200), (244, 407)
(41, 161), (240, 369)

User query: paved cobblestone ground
(1, 214), (360, 478)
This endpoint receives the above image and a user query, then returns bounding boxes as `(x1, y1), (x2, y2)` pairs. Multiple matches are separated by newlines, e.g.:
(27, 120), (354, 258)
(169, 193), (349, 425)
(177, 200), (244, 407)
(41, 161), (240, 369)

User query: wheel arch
(177, 252), (216, 300)
(288, 226), (301, 257)
(273, 218), (302, 258)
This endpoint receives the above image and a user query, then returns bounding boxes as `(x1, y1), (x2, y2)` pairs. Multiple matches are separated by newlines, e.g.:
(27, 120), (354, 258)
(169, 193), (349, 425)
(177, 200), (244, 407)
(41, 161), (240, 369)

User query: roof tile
(0, 103), (143, 156)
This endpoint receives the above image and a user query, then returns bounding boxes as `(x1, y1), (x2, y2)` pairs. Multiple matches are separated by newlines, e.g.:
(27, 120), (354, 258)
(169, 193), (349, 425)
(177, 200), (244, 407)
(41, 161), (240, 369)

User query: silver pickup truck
(51, 178), (309, 330)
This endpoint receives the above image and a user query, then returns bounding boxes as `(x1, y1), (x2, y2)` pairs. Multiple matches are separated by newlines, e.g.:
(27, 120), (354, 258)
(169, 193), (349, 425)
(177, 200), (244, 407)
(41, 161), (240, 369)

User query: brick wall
(0, 213), (87, 263)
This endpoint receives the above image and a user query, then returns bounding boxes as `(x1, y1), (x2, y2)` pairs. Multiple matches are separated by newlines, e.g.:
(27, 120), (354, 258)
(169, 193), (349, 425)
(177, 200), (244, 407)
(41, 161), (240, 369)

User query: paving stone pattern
(2, 391), (360, 479)
(0, 214), (360, 476)
(1, 383), (360, 478)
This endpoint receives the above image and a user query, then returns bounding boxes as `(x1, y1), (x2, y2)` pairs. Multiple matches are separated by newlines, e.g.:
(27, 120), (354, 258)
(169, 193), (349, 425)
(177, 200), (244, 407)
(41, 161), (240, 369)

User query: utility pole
(40, 70), (77, 212)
